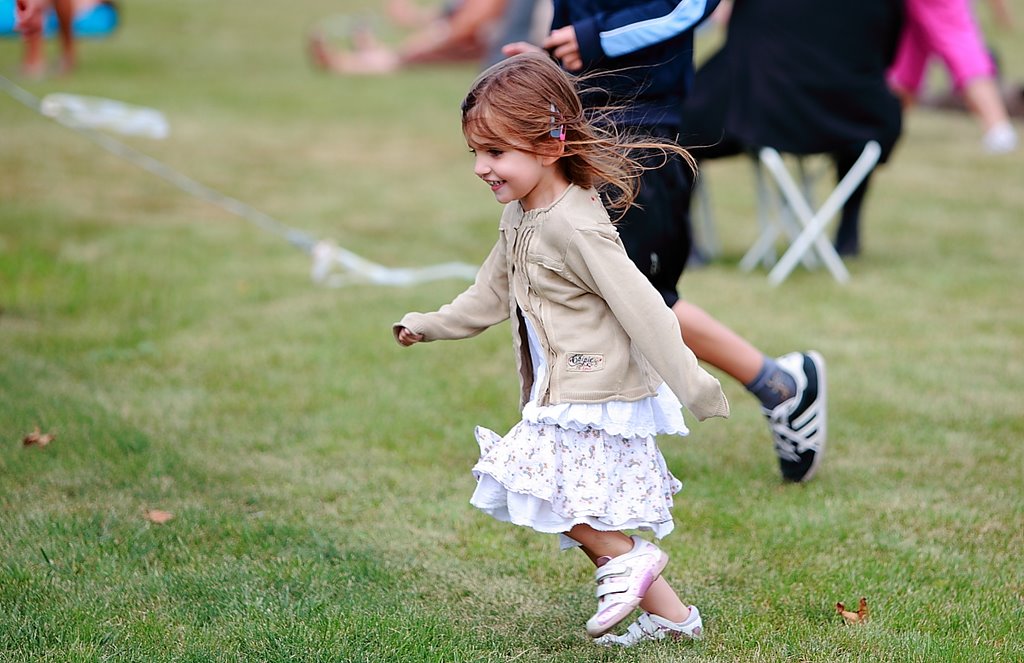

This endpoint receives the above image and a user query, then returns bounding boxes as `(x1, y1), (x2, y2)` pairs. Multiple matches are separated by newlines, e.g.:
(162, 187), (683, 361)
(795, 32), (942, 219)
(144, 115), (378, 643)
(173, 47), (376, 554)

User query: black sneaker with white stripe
(763, 352), (827, 482)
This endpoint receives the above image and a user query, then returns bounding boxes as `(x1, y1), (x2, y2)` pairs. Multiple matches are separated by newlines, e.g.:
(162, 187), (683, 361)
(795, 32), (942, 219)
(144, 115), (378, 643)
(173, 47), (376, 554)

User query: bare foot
(57, 50), (77, 76)
(350, 23), (382, 52)
(337, 47), (400, 74)
(21, 58), (47, 79)
(308, 30), (399, 74)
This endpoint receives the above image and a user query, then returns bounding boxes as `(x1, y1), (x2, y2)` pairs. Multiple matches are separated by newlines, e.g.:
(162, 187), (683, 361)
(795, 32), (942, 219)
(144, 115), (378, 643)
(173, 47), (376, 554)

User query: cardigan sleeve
(563, 227), (729, 421)
(393, 234), (511, 343)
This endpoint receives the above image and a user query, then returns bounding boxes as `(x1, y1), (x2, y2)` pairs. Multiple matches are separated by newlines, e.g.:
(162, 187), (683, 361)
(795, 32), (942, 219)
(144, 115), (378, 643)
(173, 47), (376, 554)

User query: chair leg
(793, 157), (821, 270)
(763, 142), (881, 286)
(742, 153), (829, 272)
(758, 147), (844, 281)
(740, 156), (779, 271)
(691, 172), (721, 260)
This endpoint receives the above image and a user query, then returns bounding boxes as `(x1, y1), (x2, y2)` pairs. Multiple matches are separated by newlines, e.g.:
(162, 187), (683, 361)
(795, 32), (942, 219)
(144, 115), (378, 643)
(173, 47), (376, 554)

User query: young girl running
(394, 52), (729, 647)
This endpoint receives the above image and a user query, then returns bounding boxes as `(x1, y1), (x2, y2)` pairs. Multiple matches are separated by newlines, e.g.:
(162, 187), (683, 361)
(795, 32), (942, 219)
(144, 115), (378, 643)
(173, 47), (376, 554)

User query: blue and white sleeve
(569, 0), (720, 65)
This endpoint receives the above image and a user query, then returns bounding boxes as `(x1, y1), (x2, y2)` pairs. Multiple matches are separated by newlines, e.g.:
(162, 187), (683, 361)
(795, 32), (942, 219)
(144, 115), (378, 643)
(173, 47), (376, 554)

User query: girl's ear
(540, 140), (565, 166)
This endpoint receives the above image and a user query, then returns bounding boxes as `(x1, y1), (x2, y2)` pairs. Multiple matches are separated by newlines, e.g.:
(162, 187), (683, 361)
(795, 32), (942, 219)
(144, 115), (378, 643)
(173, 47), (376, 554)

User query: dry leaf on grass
(836, 597), (869, 624)
(144, 509), (174, 524)
(23, 426), (56, 447)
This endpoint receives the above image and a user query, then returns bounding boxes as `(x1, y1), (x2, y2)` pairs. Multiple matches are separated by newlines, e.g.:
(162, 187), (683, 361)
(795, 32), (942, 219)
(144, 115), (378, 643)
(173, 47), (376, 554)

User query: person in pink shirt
(888, 0), (1017, 153)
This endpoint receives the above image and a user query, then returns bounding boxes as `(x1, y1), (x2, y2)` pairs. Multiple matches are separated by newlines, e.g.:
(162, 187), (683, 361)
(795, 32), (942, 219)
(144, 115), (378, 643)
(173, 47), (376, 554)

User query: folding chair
(738, 152), (830, 274)
(690, 171), (721, 260)
(743, 141), (882, 286)
(680, 0), (901, 284)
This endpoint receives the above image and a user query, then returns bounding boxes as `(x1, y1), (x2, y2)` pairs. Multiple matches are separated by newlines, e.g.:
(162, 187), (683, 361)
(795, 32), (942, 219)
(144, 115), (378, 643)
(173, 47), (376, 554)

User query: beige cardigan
(395, 185), (729, 422)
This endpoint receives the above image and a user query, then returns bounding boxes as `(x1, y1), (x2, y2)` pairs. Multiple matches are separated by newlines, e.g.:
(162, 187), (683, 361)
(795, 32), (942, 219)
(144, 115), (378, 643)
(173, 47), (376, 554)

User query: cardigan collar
(508, 183), (577, 228)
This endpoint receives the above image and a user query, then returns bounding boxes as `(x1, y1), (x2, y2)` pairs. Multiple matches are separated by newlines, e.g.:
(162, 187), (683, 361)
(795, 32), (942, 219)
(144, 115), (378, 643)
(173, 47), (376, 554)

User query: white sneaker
(982, 122), (1018, 154)
(764, 352), (827, 482)
(585, 536), (668, 637)
(593, 607), (703, 647)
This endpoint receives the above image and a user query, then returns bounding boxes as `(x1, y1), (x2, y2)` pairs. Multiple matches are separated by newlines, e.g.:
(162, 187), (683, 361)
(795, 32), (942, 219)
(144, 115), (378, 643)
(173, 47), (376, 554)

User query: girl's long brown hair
(460, 52), (695, 216)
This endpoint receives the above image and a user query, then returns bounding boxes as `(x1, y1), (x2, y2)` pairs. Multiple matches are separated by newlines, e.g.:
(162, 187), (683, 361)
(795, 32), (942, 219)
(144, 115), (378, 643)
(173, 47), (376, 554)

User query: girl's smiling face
(467, 133), (567, 211)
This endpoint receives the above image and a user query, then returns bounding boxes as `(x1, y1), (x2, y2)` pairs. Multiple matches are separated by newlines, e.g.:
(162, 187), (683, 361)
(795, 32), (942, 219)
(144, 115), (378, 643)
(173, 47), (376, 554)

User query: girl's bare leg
(640, 577), (691, 623)
(568, 524), (691, 623)
(568, 524), (633, 559)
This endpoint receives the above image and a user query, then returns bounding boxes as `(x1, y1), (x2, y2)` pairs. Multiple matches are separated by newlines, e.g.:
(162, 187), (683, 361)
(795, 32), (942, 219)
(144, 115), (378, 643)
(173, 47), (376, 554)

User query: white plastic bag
(40, 93), (170, 139)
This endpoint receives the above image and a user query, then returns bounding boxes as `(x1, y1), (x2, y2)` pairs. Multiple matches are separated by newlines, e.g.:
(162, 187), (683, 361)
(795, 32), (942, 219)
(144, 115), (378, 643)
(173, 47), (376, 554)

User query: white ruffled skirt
(471, 381), (688, 549)
(470, 317), (689, 548)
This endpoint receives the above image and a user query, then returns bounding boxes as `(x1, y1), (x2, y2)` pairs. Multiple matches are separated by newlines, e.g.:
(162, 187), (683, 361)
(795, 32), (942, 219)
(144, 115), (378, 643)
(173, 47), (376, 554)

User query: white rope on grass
(0, 74), (478, 288)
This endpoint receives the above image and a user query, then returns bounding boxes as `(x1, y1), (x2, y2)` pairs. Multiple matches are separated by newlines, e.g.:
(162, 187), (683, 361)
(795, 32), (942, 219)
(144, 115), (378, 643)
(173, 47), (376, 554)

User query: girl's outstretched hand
(396, 326), (424, 346)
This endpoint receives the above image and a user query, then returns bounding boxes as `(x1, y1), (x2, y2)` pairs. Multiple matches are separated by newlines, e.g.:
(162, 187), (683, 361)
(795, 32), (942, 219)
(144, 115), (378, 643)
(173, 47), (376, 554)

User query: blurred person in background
(677, 0), (904, 257)
(888, 0), (1018, 153)
(14, 0), (74, 76)
(308, 0), (549, 74)
(308, 0), (506, 74)
(9, 0), (118, 77)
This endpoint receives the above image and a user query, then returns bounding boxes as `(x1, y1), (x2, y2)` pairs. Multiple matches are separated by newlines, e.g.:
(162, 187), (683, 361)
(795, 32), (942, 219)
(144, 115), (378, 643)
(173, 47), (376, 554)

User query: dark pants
(613, 126), (693, 309)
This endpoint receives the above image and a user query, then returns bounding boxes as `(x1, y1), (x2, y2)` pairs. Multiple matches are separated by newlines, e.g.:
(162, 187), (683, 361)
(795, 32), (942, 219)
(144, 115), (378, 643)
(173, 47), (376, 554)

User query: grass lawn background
(1, 1), (1023, 660)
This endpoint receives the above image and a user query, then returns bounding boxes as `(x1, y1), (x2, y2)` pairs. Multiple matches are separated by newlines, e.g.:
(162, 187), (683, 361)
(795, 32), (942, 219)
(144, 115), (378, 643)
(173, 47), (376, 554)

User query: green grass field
(2, 1), (1023, 660)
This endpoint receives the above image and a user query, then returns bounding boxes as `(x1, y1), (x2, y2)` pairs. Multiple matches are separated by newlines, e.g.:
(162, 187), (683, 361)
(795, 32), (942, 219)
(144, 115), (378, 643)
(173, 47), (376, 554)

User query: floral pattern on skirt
(469, 420), (682, 547)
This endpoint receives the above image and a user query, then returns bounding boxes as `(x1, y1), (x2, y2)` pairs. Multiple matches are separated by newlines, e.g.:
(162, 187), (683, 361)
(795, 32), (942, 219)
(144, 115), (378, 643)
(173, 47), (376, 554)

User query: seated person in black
(680, 0), (904, 257)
